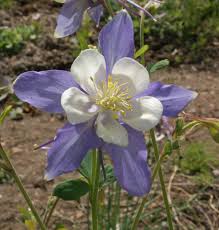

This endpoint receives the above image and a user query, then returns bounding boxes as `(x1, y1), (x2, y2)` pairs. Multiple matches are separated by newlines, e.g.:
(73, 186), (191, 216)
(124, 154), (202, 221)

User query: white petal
(71, 49), (106, 95)
(96, 112), (128, 147)
(123, 96), (163, 131)
(112, 57), (150, 97)
(61, 87), (99, 124)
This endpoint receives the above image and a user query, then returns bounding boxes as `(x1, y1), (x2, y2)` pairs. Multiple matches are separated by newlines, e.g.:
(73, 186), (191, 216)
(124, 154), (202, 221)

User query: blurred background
(0, 0), (219, 229)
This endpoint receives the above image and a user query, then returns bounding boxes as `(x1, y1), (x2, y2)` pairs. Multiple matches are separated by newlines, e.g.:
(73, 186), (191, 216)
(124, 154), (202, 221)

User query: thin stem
(103, 0), (114, 16)
(131, 153), (165, 230)
(112, 183), (121, 229)
(0, 144), (47, 230)
(130, 11), (153, 229)
(131, 5), (171, 229)
(107, 184), (113, 229)
(0, 105), (12, 125)
(0, 160), (11, 172)
(131, 198), (146, 230)
(44, 197), (59, 226)
(87, 196), (90, 230)
(99, 196), (104, 229)
(140, 10), (146, 65)
(150, 129), (174, 230)
(91, 149), (101, 230)
(100, 152), (106, 181)
(123, 195), (132, 228)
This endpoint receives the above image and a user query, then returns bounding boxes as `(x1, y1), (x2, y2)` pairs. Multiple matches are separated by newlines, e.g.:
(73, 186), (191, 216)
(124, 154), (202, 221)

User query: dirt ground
(0, 67), (219, 229)
(0, 0), (219, 229)
(1, 113), (90, 230)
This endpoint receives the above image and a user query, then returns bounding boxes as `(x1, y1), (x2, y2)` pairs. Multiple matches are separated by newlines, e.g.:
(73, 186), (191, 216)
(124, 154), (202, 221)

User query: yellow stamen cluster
(95, 76), (132, 116)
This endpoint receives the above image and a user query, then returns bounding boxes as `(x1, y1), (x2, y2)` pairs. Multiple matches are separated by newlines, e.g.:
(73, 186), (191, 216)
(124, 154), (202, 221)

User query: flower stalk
(140, 10), (146, 65)
(44, 197), (59, 226)
(0, 144), (47, 230)
(91, 148), (101, 230)
(132, 7), (174, 230)
(103, 0), (114, 16)
(150, 129), (174, 230)
(112, 182), (121, 229)
(131, 152), (166, 229)
(0, 160), (11, 172)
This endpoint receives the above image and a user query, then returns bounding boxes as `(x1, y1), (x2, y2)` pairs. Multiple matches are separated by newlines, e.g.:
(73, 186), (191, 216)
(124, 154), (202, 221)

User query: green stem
(103, 0), (114, 16)
(140, 11), (146, 66)
(150, 129), (174, 230)
(87, 196), (91, 230)
(0, 105), (12, 125)
(112, 183), (121, 229)
(133, 6), (173, 229)
(44, 197), (59, 226)
(0, 160), (11, 172)
(0, 145), (47, 230)
(131, 153), (165, 230)
(181, 120), (201, 134)
(91, 149), (101, 230)
(107, 184), (113, 229)
(132, 7), (172, 230)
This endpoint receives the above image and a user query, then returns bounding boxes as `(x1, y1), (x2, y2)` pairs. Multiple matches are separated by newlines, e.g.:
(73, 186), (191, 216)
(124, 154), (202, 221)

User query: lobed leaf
(148, 59), (170, 73)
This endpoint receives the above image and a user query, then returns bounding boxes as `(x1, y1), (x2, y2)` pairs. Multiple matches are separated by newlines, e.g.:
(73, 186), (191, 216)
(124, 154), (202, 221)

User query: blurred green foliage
(138, 0), (219, 63)
(73, 15), (91, 57)
(91, 0), (219, 64)
(0, 23), (40, 56)
(18, 207), (37, 230)
(0, 168), (13, 184)
(0, 0), (14, 9)
(180, 143), (219, 186)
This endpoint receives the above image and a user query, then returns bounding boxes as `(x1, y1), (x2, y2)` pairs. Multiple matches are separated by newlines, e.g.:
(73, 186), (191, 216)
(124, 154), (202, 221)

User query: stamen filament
(95, 77), (132, 116)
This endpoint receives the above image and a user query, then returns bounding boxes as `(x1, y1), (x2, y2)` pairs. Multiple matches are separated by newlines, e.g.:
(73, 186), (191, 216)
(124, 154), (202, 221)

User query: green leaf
(196, 119), (219, 143)
(208, 126), (219, 143)
(78, 151), (92, 182)
(0, 105), (12, 125)
(99, 164), (116, 189)
(76, 31), (88, 50)
(79, 152), (116, 188)
(163, 140), (173, 156)
(55, 224), (68, 230)
(54, 0), (65, 3)
(53, 179), (89, 201)
(76, 16), (90, 51)
(181, 120), (201, 135)
(24, 220), (37, 230)
(18, 207), (33, 220)
(148, 59), (170, 73)
(174, 118), (185, 137)
(172, 140), (180, 150)
(134, 45), (149, 59)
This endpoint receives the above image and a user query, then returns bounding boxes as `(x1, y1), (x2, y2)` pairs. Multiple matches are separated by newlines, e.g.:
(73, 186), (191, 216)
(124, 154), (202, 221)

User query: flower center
(95, 76), (132, 116)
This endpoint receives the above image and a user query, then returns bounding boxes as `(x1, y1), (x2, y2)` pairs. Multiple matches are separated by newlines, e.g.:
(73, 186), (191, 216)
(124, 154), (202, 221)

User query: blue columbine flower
(54, 0), (104, 38)
(54, 0), (157, 38)
(13, 11), (197, 196)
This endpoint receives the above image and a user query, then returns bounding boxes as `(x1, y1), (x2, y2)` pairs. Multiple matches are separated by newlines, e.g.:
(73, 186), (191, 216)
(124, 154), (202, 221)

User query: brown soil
(1, 113), (91, 230)
(152, 67), (219, 118)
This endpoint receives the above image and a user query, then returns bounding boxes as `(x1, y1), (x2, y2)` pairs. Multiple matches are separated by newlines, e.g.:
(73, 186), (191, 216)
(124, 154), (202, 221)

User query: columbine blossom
(14, 11), (197, 196)
(54, 0), (157, 38)
(54, 0), (104, 38)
